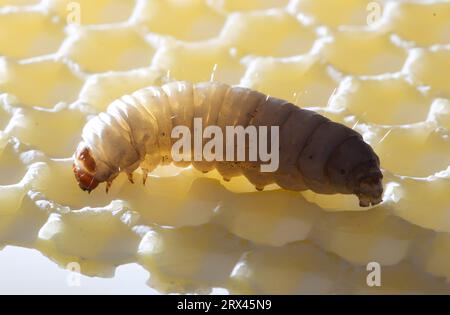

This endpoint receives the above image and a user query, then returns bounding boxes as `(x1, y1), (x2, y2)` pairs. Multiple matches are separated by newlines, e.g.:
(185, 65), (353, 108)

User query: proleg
(73, 81), (383, 207)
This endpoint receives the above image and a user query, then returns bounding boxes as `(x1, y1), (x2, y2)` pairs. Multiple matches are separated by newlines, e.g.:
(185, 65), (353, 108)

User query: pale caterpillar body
(73, 81), (383, 207)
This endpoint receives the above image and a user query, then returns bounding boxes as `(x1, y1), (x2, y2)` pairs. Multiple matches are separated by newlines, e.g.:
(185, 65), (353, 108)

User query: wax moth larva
(73, 81), (383, 207)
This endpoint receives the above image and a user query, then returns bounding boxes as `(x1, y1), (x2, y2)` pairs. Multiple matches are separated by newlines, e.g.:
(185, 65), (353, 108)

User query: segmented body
(73, 81), (383, 207)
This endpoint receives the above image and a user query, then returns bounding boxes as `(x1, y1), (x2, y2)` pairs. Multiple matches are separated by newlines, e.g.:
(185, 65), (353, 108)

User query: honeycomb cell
(5, 105), (86, 158)
(64, 26), (154, 73)
(311, 207), (419, 266)
(151, 40), (245, 84)
(0, 162), (48, 214)
(241, 56), (339, 107)
(0, 181), (26, 215)
(78, 67), (165, 111)
(216, 190), (320, 246)
(288, 0), (377, 28)
(229, 242), (343, 294)
(37, 202), (141, 276)
(0, 191), (51, 248)
(220, 9), (317, 57)
(138, 224), (250, 293)
(117, 174), (216, 228)
(406, 48), (450, 99)
(0, 58), (84, 108)
(134, 0), (225, 41)
(336, 76), (433, 125)
(384, 1), (450, 46)
(0, 139), (27, 185)
(373, 124), (450, 177)
(46, 0), (136, 25)
(428, 98), (450, 130)
(415, 233), (450, 282)
(387, 170), (450, 232)
(0, 10), (65, 59)
(208, 0), (290, 12)
(322, 29), (407, 75)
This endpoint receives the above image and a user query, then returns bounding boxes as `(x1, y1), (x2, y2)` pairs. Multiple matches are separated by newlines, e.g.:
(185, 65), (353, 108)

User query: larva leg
(242, 167), (275, 191)
(105, 179), (113, 193)
(139, 151), (160, 183)
(142, 168), (149, 185)
(127, 173), (134, 184)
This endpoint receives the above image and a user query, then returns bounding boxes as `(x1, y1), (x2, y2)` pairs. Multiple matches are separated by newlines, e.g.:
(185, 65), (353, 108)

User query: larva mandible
(73, 81), (383, 207)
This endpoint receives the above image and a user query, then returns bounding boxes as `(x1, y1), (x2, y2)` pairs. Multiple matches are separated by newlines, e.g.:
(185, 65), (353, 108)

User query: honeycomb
(0, 0), (449, 294)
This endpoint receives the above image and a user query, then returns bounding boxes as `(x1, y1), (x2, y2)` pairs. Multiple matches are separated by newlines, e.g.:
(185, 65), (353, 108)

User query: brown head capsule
(73, 147), (100, 193)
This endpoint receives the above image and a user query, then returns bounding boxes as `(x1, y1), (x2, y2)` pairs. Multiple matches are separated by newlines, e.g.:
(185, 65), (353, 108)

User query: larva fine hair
(73, 81), (383, 207)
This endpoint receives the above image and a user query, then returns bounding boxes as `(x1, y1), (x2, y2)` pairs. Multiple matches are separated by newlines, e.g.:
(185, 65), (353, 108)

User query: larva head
(326, 137), (383, 207)
(72, 143), (117, 193)
(349, 162), (383, 207)
(73, 147), (99, 192)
